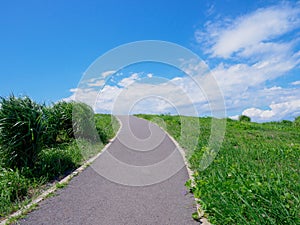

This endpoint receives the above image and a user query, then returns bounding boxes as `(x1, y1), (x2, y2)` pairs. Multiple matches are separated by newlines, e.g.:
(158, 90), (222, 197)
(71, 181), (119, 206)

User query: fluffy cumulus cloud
(243, 99), (300, 122)
(194, 1), (300, 122)
(118, 73), (140, 87)
(65, 68), (215, 116)
(101, 70), (116, 78)
(291, 80), (300, 86)
(196, 3), (300, 58)
(227, 86), (300, 122)
(100, 73), (209, 115)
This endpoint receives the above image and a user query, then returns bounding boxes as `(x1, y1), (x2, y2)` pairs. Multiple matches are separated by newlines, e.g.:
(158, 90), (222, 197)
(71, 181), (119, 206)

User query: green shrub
(95, 114), (118, 144)
(0, 167), (29, 216)
(294, 116), (300, 127)
(42, 101), (74, 146)
(34, 142), (82, 180)
(53, 102), (74, 140)
(72, 102), (98, 142)
(0, 95), (45, 169)
(238, 114), (251, 122)
(43, 101), (97, 145)
(281, 120), (292, 125)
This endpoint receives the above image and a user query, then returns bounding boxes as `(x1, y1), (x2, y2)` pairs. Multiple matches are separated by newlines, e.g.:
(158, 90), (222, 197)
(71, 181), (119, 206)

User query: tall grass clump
(43, 101), (96, 145)
(42, 101), (74, 146)
(73, 102), (98, 142)
(0, 95), (45, 169)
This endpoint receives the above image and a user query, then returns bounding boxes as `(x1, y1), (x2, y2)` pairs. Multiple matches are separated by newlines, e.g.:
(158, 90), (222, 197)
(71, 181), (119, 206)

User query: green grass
(33, 140), (83, 180)
(0, 95), (119, 221)
(94, 114), (119, 144)
(0, 167), (29, 217)
(137, 114), (300, 225)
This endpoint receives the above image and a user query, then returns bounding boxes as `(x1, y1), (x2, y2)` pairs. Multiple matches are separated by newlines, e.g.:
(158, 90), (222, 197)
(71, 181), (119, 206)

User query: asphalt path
(17, 116), (199, 225)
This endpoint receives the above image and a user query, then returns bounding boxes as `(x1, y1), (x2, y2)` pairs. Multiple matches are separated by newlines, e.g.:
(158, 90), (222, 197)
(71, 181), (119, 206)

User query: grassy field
(0, 95), (119, 220)
(137, 114), (300, 225)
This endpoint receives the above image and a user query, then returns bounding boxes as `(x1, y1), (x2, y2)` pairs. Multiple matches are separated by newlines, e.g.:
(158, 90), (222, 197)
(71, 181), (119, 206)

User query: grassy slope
(137, 114), (300, 225)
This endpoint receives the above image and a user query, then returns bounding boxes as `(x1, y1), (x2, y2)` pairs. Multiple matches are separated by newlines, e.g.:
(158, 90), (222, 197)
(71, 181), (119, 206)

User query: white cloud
(102, 70), (116, 78)
(118, 73), (140, 87)
(87, 79), (105, 87)
(63, 88), (98, 106)
(229, 115), (239, 120)
(111, 76), (204, 115)
(63, 85), (123, 113)
(210, 60), (292, 97)
(179, 58), (209, 76)
(238, 42), (292, 59)
(243, 99), (300, 122)
(193, 3), (300, 95)
(69, 88), (78, 93)
(64, 60), (300, 121)
(95, 85), (123, 112)
(236, 85), (300, 122)
(192, 2), (300, 122)
(291, 80), (300, 85)
(83, 70), (116, 87)
(206, 3), (215, 17)
(268, 86), (282, 91)
(66, 69), (212, 116)
(243, 108), (275, 121)
(196, 3), (300, 58)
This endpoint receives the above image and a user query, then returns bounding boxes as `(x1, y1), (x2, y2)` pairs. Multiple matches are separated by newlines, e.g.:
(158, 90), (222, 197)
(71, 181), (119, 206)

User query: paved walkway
(18, 116), (199, 225)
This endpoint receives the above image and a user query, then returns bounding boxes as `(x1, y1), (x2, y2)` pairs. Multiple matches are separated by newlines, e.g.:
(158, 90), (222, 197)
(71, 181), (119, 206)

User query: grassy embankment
(0, 95), (119, 220)
(137, 114), (300, 225)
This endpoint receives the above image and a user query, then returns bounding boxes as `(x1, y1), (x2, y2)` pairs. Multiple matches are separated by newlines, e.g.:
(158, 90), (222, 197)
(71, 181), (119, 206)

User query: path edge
(135, 116), (211, 225)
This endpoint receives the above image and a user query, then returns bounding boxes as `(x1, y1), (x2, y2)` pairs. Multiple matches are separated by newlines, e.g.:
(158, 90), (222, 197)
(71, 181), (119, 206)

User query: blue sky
(1, 0), (300, 121)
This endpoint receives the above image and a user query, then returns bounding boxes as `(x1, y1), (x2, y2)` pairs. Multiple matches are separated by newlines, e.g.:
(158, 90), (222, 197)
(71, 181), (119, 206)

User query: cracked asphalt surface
(17, 116), (199, 225)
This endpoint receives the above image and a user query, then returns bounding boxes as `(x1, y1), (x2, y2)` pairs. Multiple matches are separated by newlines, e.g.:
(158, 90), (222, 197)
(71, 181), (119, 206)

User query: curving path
(17, 116), (200, 225)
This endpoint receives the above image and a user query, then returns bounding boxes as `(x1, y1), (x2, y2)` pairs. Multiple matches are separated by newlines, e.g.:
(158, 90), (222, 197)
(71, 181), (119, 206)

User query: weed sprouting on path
(138, 114), (300, 225)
